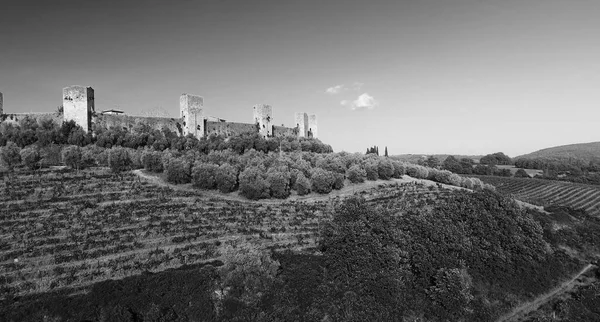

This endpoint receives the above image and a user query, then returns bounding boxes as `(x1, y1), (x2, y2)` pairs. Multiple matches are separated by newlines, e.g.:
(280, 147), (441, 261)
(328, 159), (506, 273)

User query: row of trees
(0, 116), (333, 154)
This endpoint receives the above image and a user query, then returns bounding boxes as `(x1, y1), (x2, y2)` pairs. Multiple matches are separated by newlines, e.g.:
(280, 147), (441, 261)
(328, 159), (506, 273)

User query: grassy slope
(516, 141), (600, 162)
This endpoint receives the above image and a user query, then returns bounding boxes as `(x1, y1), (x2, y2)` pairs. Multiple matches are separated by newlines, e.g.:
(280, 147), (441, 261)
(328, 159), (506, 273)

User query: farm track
(0, 168), (451, 299)
(497, 264), (595, 322)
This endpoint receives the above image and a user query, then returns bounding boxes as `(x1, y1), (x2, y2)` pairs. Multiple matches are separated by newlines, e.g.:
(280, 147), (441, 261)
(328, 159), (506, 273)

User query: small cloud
(325, 84), (345, 94)
(352, 82), (364, 90)
(341, 93), (378, 110)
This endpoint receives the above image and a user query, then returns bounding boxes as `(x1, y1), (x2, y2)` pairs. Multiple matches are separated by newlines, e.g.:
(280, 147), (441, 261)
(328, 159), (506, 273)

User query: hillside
(516, 141), (600, 163)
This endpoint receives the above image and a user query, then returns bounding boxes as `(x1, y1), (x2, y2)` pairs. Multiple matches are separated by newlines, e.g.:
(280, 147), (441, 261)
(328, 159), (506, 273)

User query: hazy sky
(1, 0), (599, 156)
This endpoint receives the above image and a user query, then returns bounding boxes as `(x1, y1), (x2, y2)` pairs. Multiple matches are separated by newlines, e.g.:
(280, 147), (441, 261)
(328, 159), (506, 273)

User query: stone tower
(180, 93), (204, 139)
(63, 86), (95, 132)
(294, 112), (308, 137)
(308, 114), (318, 138)
(253, 104), (273, 137)
(0, 92), (3, 114)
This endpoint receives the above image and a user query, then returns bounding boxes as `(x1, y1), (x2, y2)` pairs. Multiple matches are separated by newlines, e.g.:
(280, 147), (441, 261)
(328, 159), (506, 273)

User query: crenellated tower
(63, 86), (95, 132)
(180, 93), (205, 139)
(253, 104), (273, 137)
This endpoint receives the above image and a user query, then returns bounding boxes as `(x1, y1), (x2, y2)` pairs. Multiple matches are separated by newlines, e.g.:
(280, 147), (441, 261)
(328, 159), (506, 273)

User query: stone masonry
(180, 93), (204, 139)
(63, 86), (95, 132)
(1, 86), (321, 140)
(308, 114), (318, 138)
(294, 112), (308, 137)
(253, 104), (273, 137)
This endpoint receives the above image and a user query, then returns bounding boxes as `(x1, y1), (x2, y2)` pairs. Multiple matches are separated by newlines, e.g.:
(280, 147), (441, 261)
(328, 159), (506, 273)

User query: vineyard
(0, 168), (452, 300)
(474, 176), (600, 217)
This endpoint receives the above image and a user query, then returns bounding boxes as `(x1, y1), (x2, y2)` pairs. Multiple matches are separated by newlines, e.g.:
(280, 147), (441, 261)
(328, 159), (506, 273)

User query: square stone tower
(308, 114), (318, 138)
(294, 112), (308, 137)
(253, 104), (273, 137)
(0, 92), (3, 114)
(180, 93), (204, 138)
(63, 86), (95, 132)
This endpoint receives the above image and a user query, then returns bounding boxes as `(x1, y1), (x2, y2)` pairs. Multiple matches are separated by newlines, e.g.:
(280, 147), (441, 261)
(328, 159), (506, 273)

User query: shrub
(20, 146), (41, 170)
(165, 159), (191, 184)
(142, 151), (163, 172)
(267, 168), (291, 199)
(310, 168), (336, 194)
(1, 141), (21, 169)
(364, 160), (379, 181)
(377, 158), (395, 180)
(239, 166), (270, 200)
(61, 145), (82, 169)
(392, 161), (405, 178)
(215, 163), (238, 193)
(295, 173), (311, 195)
(192, 163), (219, 189)
(108, 147), (132, 173)
(347, 164), (366, 183)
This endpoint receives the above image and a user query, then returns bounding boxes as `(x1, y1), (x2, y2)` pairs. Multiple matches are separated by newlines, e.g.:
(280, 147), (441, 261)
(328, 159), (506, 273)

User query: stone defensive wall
(0, 113), (62, 126)
(0, 88), (319, 140)
(94, 114), (183, 136)
(205, 121), (257, 137)
(272, 125), (298, 137)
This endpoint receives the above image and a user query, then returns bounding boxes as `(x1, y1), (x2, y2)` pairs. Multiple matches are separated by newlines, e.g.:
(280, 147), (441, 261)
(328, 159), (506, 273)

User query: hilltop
(516, 141), (600, 163)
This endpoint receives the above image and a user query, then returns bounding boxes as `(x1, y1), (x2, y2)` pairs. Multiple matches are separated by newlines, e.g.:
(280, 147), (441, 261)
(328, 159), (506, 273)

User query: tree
(61, 145), (82, 170)
(267, 167), (291, 199)
(20, 146), (41, 170)
(239, 166), (270, 200)
(215, 163), (238, 193)
(347, 164), (366, 183)
(192, 163), (219, 189)
(108, 147), (132, 173)
(310, 168), (336, 194)
(377, 158), (394, 180)
(142, 150), (163, 172)
(384, 146), (388, 157)
(295, 172), (311, 195)
(514, 168), (530, 178)
(165, 159), (191, 184)
(443, 156), (463, 173)
(391, 161), (405, 178)
(320, 196), (412, 320)
(364, 159), (379, 180)
(425, 155), (440, 169)
(1, 142), (21, 170)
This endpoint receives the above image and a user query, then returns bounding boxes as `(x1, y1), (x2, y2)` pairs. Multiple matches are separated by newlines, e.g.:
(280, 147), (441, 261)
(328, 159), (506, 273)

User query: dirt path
(496, 263), (595, 322)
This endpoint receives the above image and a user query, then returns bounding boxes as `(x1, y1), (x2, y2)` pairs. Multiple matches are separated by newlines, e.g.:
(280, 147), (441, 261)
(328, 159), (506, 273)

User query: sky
(1, 0), (599, 157)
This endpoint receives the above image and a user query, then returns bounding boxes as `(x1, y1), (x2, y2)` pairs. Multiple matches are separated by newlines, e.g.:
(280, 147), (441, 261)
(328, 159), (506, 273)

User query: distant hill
(516, 142), (600, 163)
(391, 154), (483, 164)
